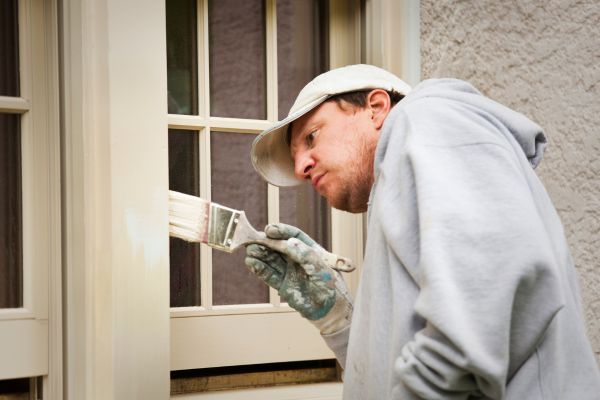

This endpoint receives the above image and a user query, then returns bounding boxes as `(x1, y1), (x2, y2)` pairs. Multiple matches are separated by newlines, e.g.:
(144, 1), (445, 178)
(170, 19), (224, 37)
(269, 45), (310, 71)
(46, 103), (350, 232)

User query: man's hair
(327, 89), (405, 109)
(285, 89), (404, 145)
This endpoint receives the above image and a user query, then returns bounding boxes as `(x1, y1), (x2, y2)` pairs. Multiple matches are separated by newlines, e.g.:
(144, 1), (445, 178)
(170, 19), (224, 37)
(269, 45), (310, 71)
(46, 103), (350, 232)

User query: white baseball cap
(250, 64), (411, 187)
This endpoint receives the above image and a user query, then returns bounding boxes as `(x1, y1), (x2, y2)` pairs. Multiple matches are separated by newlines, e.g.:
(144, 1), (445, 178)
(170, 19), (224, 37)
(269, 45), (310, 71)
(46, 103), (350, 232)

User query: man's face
(289, 100), (380, 213)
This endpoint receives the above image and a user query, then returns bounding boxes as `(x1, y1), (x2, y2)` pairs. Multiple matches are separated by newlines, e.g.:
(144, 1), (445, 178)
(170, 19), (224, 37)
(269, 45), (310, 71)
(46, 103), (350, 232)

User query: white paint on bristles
(168, 190), (209, 242)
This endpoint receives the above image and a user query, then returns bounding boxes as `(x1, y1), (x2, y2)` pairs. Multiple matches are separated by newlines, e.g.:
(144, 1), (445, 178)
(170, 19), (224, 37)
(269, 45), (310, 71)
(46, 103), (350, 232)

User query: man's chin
(327, 194), (368, 214)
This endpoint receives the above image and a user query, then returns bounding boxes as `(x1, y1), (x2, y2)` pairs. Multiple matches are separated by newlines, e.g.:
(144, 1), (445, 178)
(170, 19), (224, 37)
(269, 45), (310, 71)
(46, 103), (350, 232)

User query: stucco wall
(421, 0), (600, 362)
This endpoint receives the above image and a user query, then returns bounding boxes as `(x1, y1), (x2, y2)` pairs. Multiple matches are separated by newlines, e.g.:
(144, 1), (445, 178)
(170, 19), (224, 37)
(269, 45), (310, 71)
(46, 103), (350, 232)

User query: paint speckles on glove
(245, 223), (353, 334)
(247, 238), (336, 321)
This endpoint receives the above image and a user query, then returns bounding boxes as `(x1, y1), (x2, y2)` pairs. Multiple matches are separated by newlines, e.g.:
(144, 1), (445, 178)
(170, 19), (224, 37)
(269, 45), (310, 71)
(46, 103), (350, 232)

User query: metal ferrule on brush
(208, 203), (241, 252)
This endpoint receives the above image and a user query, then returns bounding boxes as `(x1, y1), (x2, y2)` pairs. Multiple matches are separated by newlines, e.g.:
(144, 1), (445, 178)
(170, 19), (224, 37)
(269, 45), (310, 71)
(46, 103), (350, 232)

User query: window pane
(209, 0), (266, 119)
(279, 185), (330, 251)
(0, 113), (22, 308)
(211, 132), (269, 305)
(166, 0), (198, 115)
(0, 0), (19, 97)
(277, 0), (327, 119)
(277, 0), (330, 249)
(169, 129), (201, 307)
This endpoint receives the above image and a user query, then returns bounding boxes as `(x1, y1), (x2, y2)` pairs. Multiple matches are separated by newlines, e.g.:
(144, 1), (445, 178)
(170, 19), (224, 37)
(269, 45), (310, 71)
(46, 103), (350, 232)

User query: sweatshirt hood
(403, 79), (547, 168)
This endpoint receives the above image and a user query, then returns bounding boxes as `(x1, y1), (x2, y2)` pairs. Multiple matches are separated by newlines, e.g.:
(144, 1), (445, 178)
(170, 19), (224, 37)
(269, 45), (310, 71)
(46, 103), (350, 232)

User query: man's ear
(367, 89), (392, 129)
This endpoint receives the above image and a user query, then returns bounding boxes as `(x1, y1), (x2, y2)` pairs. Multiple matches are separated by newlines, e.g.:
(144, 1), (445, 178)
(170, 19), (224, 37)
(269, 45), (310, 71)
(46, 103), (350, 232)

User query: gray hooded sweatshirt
(323, 79), (600, 399)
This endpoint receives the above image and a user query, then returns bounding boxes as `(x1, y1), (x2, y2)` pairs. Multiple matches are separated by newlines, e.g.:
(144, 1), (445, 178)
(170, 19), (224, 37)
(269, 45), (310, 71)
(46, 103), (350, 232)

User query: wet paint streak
(124, 192), (168, 269)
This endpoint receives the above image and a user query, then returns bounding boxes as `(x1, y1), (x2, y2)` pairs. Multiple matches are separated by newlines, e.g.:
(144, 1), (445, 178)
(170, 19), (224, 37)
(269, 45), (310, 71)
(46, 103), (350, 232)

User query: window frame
(169, 0), (365, 372)
(0, 0), (61, 395)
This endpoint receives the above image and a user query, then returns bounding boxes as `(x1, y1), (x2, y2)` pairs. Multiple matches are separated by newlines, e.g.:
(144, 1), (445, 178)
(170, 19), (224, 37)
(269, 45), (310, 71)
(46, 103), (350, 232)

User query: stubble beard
(327, 138), (376, 214)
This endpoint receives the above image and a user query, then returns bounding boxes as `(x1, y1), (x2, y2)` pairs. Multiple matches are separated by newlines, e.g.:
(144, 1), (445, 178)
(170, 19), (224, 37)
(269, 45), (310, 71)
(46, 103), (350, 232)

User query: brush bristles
(168, 190), (209, 243)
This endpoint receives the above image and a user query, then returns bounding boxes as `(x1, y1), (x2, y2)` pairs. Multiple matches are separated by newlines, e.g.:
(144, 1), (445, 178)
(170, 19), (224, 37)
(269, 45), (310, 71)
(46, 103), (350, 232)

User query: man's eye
(306, 130), (317, 147)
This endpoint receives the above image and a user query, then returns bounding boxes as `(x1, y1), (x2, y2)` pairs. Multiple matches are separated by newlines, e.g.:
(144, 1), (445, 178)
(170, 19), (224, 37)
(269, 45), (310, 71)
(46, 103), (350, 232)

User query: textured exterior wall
(421, 0), (600, 362)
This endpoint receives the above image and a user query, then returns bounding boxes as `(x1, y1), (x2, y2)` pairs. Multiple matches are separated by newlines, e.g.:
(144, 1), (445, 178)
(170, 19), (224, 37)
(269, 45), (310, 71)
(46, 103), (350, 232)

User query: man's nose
(294, 151), (314, 180)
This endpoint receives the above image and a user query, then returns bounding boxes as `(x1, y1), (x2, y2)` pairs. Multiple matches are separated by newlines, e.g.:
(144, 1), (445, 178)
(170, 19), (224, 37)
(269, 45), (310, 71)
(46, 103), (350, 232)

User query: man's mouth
(311, 173), (325, 189)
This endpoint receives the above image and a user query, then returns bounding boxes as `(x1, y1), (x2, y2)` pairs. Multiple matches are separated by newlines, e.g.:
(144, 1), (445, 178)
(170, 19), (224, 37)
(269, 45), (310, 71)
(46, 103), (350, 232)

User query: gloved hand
(245, 223), (353, 335)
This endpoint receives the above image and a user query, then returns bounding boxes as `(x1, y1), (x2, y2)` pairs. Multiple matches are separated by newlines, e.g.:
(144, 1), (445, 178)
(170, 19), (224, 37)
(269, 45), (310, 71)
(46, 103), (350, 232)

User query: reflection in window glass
(211, 132), (269, 305)
(209, 0), (266, 119)
(277, 0), (330, 250)
(166, 0), (198, 115)
(0, 114), (22, 308)
(169, 129), (201, 307)
(0, 0), (19, 97)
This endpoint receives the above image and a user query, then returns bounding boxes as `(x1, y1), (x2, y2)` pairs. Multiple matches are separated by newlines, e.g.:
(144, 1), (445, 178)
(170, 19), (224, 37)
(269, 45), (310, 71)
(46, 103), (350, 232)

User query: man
(245, 64), (600, 399)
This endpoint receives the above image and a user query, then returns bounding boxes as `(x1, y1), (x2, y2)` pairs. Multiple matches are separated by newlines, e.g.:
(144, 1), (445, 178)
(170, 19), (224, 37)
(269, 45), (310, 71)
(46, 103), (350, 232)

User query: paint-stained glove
(245, 223), (353, 335)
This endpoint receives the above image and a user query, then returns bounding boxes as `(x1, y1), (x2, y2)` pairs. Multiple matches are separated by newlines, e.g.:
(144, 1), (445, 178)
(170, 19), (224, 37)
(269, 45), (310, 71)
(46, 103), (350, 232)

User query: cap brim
(251, 95), (328, 187)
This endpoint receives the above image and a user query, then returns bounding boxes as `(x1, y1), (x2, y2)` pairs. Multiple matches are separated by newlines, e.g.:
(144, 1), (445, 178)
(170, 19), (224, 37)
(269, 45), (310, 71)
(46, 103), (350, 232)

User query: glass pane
(169, 129), (201, 307)
(279, 186), (330, 251)
(211, 131), (269, 305)
(0, 378), (30, 397)
(0, 0), (19, 97)
(277, 0), (327, 119)
(0, 113), (22, 308)
(277, 0), (330, 249)
(209, 0), (266, 119)
(166, 0), (198, 115)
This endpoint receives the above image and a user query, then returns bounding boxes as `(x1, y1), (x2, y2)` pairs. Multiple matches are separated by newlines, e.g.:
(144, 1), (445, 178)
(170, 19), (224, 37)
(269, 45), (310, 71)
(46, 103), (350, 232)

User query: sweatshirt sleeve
(321, 324), (350, 367)
(382, 105), (565, 399)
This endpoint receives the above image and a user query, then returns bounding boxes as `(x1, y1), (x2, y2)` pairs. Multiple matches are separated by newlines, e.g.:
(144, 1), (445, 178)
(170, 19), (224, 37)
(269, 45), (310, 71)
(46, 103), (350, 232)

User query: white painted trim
(0, 319), (47, 379)
(328, 0), (362, 69)
(399, 0), (421, 86)
(171, 303), (295, 318)
(171, 312), (334, 371)
(0, 96), (30, 113)
(265, 0), (278, 123)
(200, 128), (212, 308)
(39, 0), (62, 396)
(168, 115), (272, 132)
(265, 0), (281, 306)
(172, 382), (343, 400)
(0, 0), (61, 394)
(331, 210), (363, 295)
(267, 182), (281, 305)
(197, 0), (208, 118)
(327, 0), (365, 296)
(364, 0), (421, 85)
(60, 0), (93, 397)
(61, 0), (170, 398)
(0, 308), (35, 320)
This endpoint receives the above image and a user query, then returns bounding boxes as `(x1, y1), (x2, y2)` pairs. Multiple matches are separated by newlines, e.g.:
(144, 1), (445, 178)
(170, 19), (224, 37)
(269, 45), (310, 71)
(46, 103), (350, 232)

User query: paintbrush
(168, 190), (355, 272)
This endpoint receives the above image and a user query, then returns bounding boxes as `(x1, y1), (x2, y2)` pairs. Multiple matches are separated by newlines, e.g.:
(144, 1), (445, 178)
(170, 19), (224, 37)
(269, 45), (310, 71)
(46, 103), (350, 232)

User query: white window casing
(61, 0), (170, 398)
(0, 1), (61, 399)
(364, 0), (421, 86)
